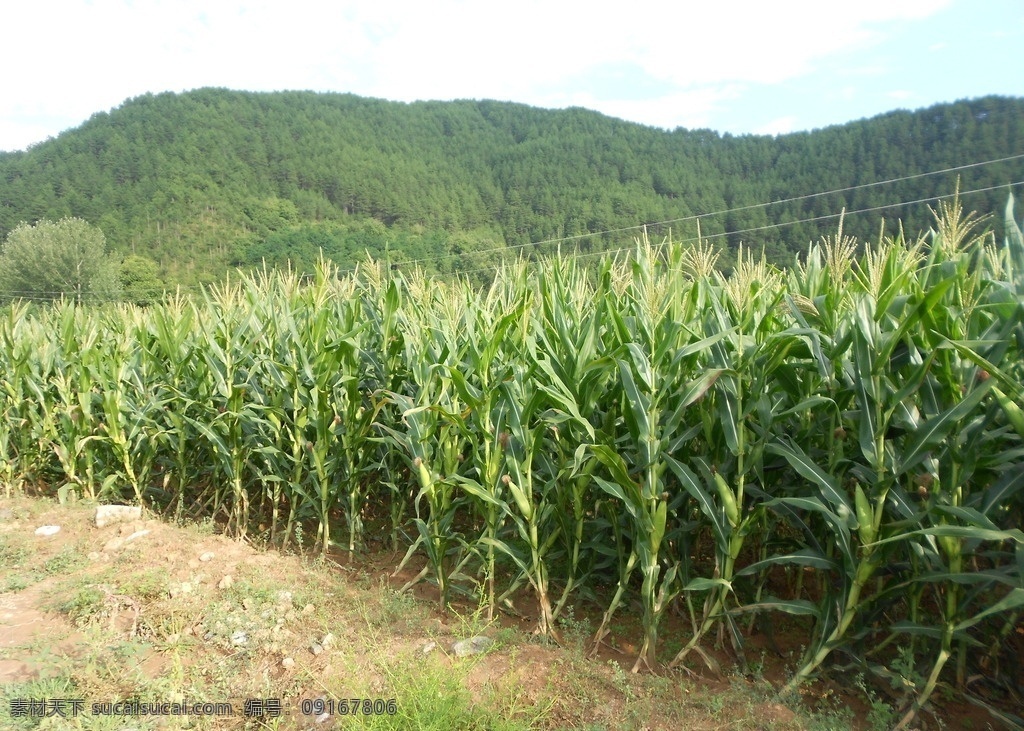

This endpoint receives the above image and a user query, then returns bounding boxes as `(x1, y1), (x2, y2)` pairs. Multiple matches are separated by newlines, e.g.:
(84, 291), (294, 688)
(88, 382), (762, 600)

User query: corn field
(2, 196), (1024, 727)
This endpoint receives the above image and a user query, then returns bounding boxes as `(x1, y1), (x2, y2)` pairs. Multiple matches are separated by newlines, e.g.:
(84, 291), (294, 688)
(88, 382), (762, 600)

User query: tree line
(0, 89), (1021, 291)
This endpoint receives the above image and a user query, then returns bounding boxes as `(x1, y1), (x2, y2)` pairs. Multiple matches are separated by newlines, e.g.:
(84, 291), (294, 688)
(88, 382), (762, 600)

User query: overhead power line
(393, 152), (1024, 271)
(450, 179), (1024, 278)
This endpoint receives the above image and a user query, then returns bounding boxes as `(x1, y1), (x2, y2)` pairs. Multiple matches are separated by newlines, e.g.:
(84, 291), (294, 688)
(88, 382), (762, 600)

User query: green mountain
(0, 89), (1021, 286)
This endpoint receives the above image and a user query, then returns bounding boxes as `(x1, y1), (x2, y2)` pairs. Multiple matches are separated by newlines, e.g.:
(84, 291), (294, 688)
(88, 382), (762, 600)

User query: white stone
(95, 505), (141, 528)
(450, 636), (494, 657)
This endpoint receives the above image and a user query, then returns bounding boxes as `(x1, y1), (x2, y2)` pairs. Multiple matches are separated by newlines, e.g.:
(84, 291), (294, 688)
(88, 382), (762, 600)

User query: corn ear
(715, 472), (740, 528)
(854, 483), (875, 545)
(993, 387), (1024, 440)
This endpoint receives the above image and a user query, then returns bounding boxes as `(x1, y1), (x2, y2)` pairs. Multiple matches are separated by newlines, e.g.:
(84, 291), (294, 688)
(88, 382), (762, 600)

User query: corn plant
(359, 272), (411, 550)
(666, 249), (790, 673)
(0, 195), (1020, 726)
(378, 283), (471, 608)
(446, 285), (527, 619)
(380, 389), (467, 609)
(477, 363), (565, 637)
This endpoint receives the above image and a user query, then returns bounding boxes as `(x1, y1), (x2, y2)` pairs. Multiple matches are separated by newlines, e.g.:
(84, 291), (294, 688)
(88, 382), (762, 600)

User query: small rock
(320, 632), (334, 649)
(282, 657), (295, 668)
(103, 537), (125, 552)
(218, 575), (234, 590)
(315, 712), (331, 724)
(87, 552), (101, 561)
(34, 525), (61, 536)
(95, 505), (142, 528)
(169, 582), (193, 598)
(276, 590), (293, 605)
(199, 551), (215, 562)
(421, 641), (437, 655)
(230, 631), (248, 647)
(123, 529), (151, 543)
(302, 603), (315, 614)
(450, 636), (494, 657)
(310, 642), (324, 656)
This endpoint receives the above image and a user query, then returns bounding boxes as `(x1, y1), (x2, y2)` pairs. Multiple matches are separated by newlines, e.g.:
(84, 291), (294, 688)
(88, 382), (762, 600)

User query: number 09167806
(300, 698), (397, 716)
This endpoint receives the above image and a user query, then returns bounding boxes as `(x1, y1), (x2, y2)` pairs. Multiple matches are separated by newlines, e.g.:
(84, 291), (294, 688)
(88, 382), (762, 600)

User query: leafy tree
(0, 217), (121, 303)
(119, 253), (164, 305)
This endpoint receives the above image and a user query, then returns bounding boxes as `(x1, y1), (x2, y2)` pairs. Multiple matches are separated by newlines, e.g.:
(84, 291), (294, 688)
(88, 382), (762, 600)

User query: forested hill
(0, 89), (1021, 286)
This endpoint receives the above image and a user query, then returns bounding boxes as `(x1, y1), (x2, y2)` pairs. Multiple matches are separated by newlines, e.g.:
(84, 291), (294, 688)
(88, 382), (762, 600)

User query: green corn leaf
(887, 621), (948, 641)
(872, 525), (1024, 547)
(616, 357), (652, 445)
(897, 381), (993, 474)
(478, 536), (532, 580)
(930, 504), (1001, 532)
(731, 598), (821, 618)
(717, 384), (741, 457)
(766, 440), (850, 515)
(981, 465), (1024, 515)
(907, 570), (1022, 588)
(675, 366), (724, 413)
(953, 588), (1024, 633)
(764, 495), (857, 574)
(938, 335), (1024, 402)
(916, 525), (1024, 544)
(590, 445), (643, 505)
(735, 547), (839, 577)
(851, 326), (879, 468)
(775, 395), (838, 420)
(592, 476), (639, 522)
(450, 475), (503, 508)
(683, 577), (732, 593)
(666, 455), (728, 550)
(652, 499), (667, 557)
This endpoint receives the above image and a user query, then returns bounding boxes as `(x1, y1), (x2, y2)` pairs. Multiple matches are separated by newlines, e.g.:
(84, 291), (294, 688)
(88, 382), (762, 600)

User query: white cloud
(0, 0), (955, 150)
(559, 86), (747, 131)
(756, 116), (800, 136)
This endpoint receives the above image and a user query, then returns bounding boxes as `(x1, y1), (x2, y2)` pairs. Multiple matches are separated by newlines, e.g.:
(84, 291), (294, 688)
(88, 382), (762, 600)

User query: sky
(1, 0), (1022, 153)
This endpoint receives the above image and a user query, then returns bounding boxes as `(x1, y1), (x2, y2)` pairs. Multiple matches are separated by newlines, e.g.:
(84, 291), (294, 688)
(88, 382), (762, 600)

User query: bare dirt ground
(0, 494), (1003, 730)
